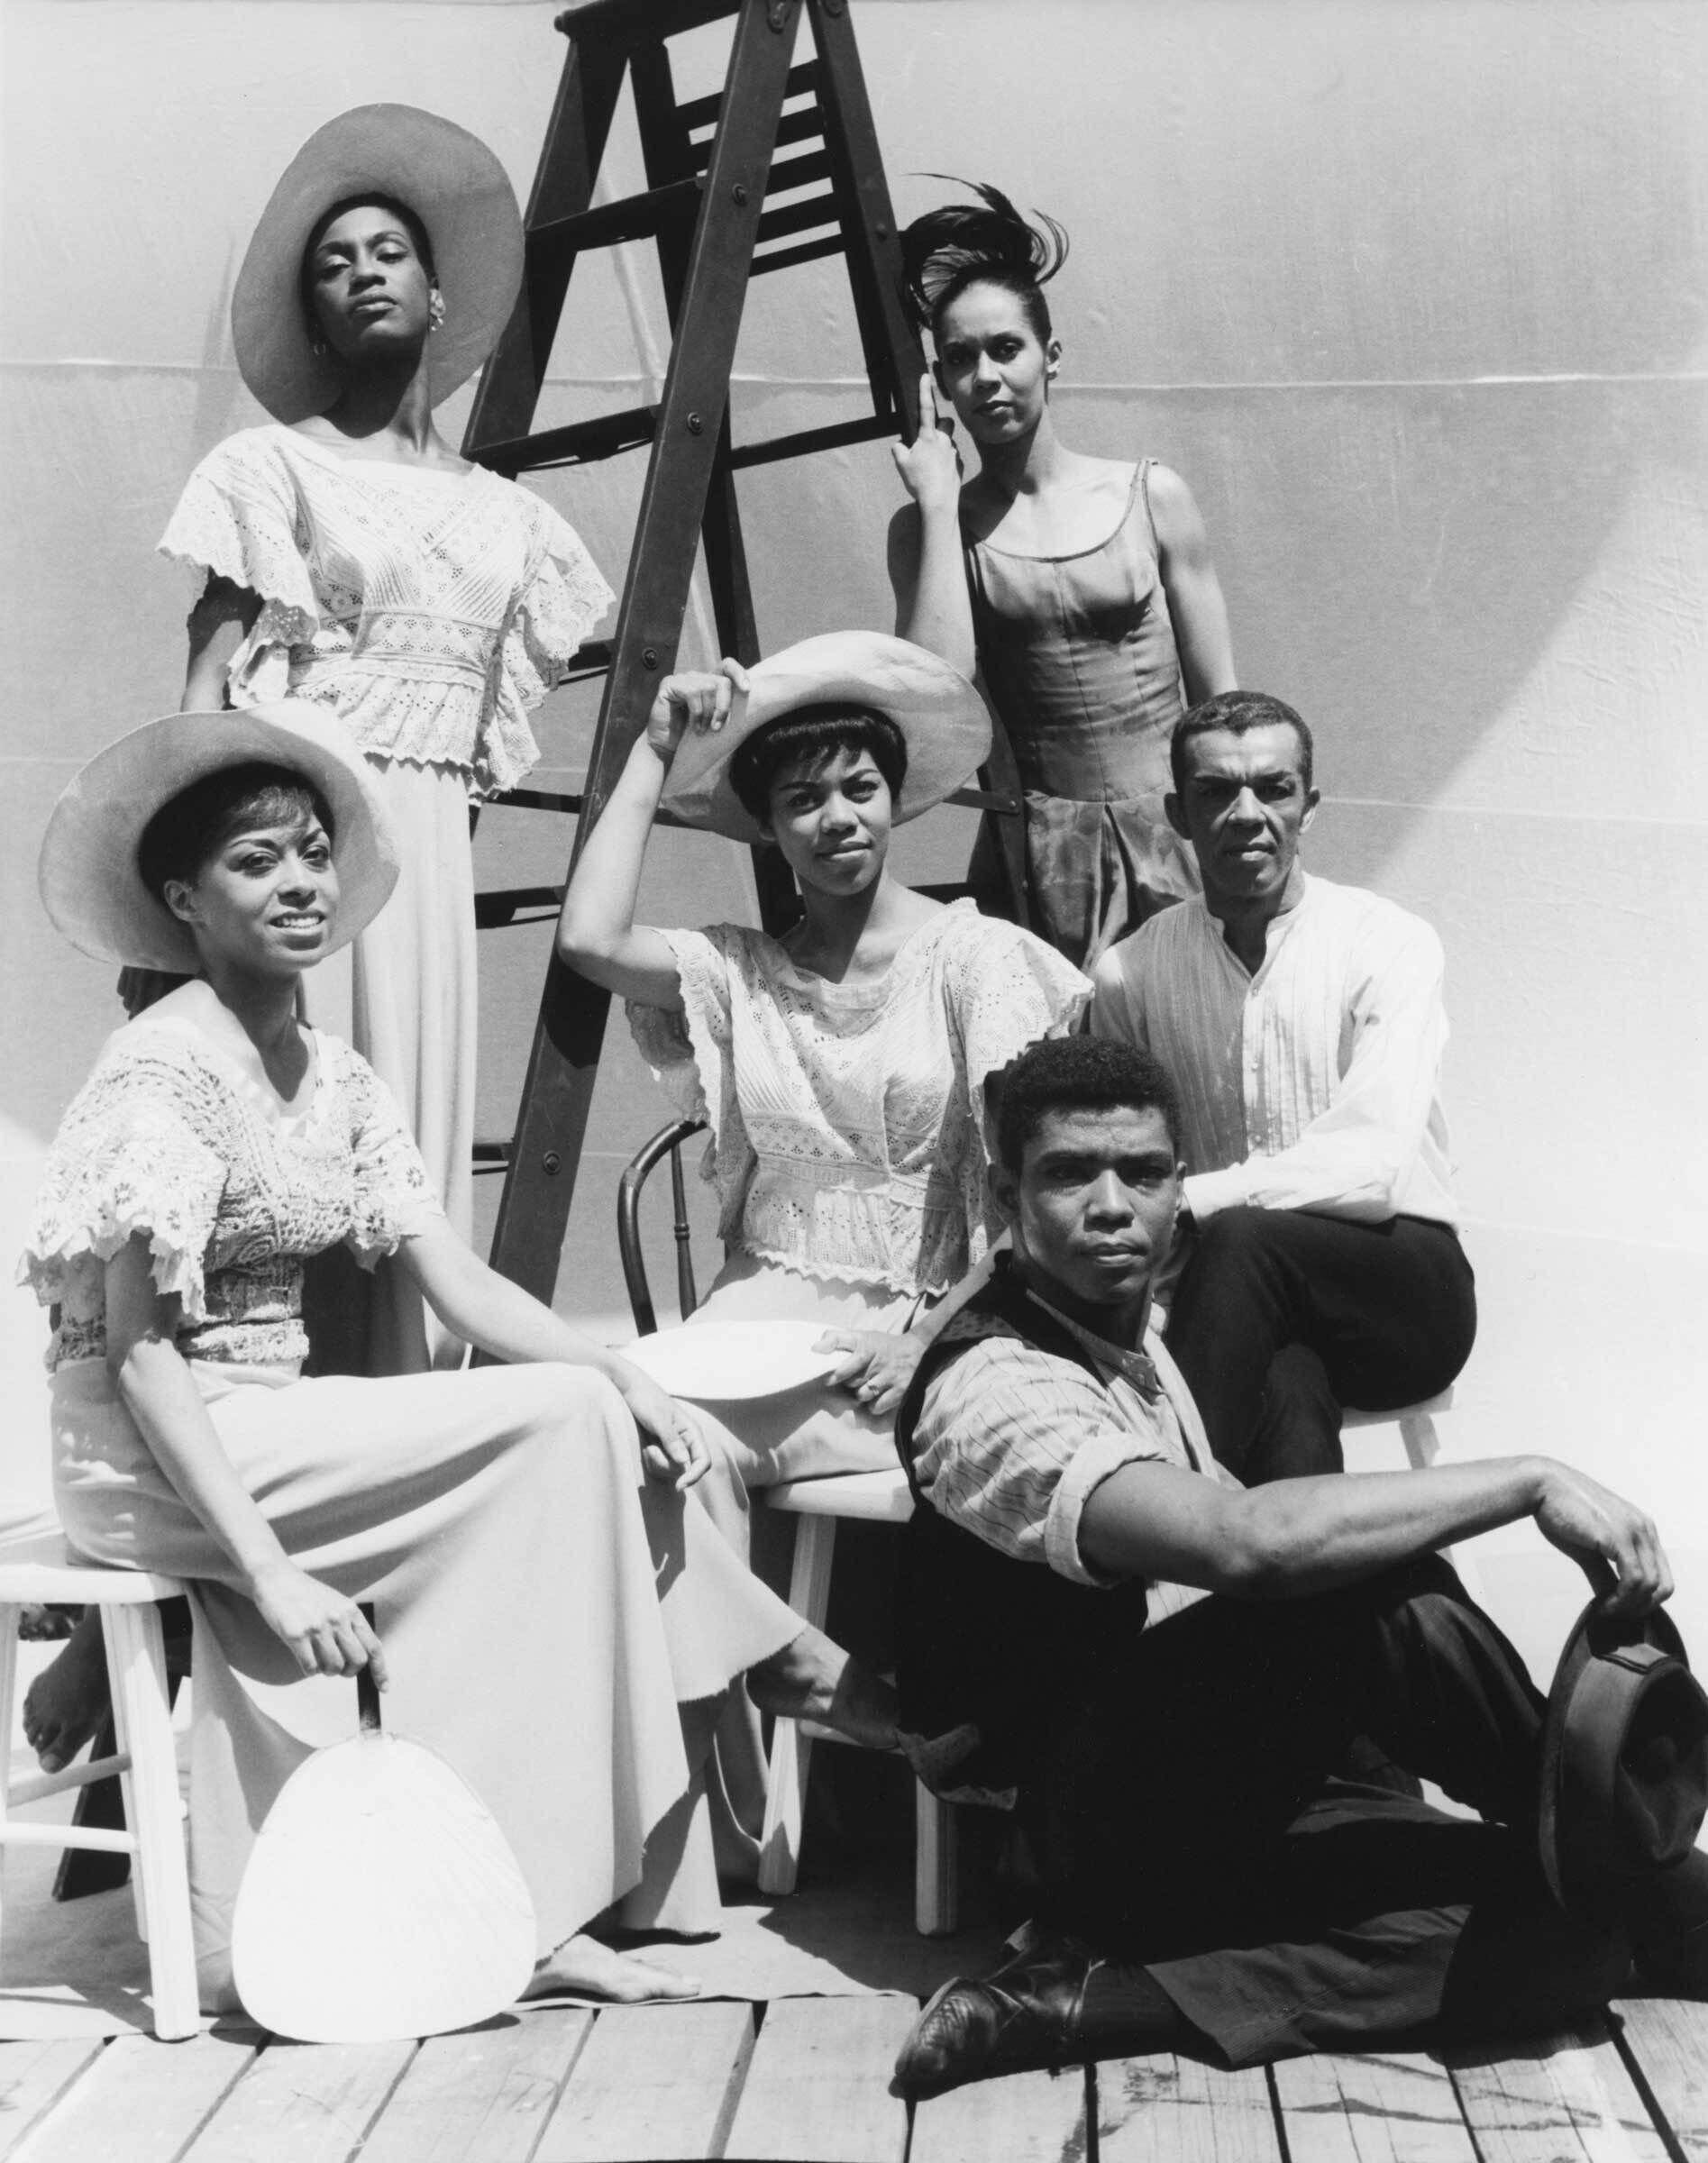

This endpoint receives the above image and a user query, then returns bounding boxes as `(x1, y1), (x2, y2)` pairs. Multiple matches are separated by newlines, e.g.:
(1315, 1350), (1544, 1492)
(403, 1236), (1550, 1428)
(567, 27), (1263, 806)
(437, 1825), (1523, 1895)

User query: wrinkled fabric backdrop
(3, 0), (1705, 1680)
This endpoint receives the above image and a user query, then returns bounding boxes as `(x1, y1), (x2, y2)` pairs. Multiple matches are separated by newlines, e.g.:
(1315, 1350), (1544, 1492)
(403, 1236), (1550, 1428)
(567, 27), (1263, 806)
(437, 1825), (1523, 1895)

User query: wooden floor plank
(723, 1996), (915, 2163)
(361, 2009), (592, 2163)
(536, 2000), (753, 2162)
(1612, 1999), (1708, 2163)
(909, 2064), (1088, 2162)
(0, 2039), (107, 2161)
(1448, 2022), (1672, 2163)
(178, 2037), (417, 2163)
(13, 2030), (260, 2163)
(1098, 2052), (1280, 2163)
(1273, 2051), (1475, 2163)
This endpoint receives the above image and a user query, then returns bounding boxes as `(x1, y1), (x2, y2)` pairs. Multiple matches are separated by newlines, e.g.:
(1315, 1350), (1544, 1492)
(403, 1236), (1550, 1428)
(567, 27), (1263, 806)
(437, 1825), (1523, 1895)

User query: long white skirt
(304, 757), (476, 1375)
(50, 1356), (799, 2005)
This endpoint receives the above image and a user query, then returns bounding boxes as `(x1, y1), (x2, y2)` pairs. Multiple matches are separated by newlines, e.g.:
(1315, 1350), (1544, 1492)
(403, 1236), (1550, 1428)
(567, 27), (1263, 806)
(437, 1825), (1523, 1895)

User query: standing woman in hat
(156, 105), (615, 1375)
(888, 183), (1238, 970)
(22, 705), (888, 2009)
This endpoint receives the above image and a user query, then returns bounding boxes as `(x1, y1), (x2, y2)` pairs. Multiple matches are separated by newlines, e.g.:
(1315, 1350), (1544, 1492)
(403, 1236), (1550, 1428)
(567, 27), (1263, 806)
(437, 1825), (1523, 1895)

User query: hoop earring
(308, 333), (329, 360)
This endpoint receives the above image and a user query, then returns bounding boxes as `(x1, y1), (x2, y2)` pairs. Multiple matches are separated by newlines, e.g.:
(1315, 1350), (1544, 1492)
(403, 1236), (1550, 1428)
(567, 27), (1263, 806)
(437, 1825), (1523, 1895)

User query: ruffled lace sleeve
(18, 1042), (229, 1323)
(943, 914), (1092, 1256)
(505, 497), (616, 709)
(625, 926), (754, 1239)
(329, 1045), (446, 1264)
(160, 430), (322, 708)
(159, 430), (319, 635)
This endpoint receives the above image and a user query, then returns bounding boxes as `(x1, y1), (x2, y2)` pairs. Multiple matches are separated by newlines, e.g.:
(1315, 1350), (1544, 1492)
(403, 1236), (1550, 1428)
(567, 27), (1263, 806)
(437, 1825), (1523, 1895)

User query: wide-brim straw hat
(39, 703), (398, 973)
(232, 104), (525, 424)
(662, 631), (991, 844)
(1538, 1598), (1708, 1918)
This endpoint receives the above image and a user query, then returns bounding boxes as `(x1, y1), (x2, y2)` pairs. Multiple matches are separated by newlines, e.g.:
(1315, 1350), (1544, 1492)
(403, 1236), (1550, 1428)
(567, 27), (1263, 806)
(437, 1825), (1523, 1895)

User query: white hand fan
(622, 1319), (841, 1399)
(232, 1617), (537, 2041)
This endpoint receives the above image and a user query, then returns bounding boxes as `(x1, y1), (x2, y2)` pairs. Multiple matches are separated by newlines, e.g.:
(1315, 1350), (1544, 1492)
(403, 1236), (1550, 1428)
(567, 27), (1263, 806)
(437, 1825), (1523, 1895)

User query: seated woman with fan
(21, 701), (889, 2012)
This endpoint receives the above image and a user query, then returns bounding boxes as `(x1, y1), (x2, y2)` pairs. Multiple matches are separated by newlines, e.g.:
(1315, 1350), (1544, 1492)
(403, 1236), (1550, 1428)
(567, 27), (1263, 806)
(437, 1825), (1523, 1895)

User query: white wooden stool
(757, 1469), (958, 1936)
(0, 1537), (196, 2038)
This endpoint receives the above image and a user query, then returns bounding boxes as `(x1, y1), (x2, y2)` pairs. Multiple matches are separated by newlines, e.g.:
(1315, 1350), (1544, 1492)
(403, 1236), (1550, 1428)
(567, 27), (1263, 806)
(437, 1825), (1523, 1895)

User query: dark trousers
(1028, 1559), (1690, 2060)
(1037, 1557), (1539, 1949)
(1166, 1207), (1477, 1483)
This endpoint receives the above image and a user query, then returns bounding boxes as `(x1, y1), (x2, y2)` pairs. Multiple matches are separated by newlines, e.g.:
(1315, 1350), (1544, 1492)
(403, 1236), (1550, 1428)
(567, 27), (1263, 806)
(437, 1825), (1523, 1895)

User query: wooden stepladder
(464, 0), (1028, 1301)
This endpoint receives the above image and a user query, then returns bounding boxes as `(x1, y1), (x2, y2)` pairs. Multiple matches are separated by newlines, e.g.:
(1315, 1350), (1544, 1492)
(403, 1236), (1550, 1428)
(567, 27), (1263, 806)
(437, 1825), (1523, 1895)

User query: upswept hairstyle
(728, 705), (909, 825)
(137, 763), (334, 904)
(1169, 691), (1316, 799)
(900, 178), (1069, 349)
(994, 1036), (1183, 1173)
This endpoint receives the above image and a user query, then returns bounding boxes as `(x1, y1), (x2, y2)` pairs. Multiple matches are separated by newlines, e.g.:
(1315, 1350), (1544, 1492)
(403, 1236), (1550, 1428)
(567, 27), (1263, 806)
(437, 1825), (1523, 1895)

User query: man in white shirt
(1088, 692), (1475, 1483)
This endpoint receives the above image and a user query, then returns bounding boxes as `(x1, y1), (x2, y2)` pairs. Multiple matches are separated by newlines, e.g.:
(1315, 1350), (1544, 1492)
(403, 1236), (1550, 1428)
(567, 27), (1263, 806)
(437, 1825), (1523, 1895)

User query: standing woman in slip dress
(157, 105), (615, 1374)
(887, 182), (1238, 970)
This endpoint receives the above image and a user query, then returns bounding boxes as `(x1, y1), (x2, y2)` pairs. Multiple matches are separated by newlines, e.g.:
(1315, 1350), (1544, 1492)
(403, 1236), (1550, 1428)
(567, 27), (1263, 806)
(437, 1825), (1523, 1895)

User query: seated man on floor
(1088, 689), (1474, 1482)
(891, 1035), (1706, 2096)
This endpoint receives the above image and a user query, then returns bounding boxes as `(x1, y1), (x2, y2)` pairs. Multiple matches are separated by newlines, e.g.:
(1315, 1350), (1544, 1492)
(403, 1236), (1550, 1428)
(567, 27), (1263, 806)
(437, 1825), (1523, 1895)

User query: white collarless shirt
(1089, 873), (1458, 1230)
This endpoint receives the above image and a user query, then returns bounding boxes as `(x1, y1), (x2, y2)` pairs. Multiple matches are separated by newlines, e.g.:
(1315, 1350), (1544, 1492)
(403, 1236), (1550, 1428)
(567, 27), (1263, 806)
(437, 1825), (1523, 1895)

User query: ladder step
(754, 190), (840, 247)
(556, 0), (736, 42)
(677, 59), (819, 135)
(532, 174), (701, 255)
(727, 415), (891, 470)
(562, 638), (613, 680)
(761, 146), (832, 198)
(481, 404), (658, 477)
(474, 883), (565, 930)
(482, 788), (702, 830)
(750, 233), (845, 278)
(473, 1140), (511, 1173)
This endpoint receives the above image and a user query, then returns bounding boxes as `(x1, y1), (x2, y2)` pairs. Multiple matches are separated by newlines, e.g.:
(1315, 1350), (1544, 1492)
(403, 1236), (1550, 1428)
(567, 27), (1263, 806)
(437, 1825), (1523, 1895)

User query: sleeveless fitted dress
(964, 458), (1199, 967)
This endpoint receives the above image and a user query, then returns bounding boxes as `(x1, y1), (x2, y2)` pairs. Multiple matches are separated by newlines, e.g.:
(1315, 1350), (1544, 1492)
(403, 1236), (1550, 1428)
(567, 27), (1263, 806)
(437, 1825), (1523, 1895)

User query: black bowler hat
(1539, 1602), (1708, 1917)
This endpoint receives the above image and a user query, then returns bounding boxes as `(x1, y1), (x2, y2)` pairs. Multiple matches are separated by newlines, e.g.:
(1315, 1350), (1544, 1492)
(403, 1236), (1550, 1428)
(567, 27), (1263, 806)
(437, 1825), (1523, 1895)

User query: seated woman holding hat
(559, 631), (1089, 1529)
(22, 701), (888, 2012)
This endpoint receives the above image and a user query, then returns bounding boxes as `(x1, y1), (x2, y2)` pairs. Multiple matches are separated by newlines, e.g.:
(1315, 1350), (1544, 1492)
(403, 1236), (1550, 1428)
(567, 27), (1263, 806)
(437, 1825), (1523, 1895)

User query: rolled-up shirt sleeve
(911, 1334), (1171, 1588)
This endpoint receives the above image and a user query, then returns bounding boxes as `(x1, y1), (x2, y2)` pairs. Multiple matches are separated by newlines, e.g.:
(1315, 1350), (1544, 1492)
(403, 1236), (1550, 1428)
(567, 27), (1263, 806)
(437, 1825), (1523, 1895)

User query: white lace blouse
(627, 902), (1091, 1298)
(160, 425), (615, 796)
(20, 1024), (443, 1371)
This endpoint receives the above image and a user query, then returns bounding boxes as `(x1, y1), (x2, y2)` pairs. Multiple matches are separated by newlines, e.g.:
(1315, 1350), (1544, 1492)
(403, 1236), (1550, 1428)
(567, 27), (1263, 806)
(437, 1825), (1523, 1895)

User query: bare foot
(521, 1932), (701, 2004)
(747, 1627), (899, 1750)
(23, 1612), (109, 1775)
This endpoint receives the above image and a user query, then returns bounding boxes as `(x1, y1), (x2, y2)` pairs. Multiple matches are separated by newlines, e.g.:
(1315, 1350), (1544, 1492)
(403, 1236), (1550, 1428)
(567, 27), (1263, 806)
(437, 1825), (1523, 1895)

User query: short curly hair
(1169, 690), (1314, 799)
(994, 1035), (1183, 1173)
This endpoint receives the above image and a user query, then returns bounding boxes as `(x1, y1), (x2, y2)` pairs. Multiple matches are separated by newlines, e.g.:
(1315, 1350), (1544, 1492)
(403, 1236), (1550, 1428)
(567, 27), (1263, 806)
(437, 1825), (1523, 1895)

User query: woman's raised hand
(890, 371), (962, 516)
(248, 1559), (389, 1684)
(644, 657), (751, 764)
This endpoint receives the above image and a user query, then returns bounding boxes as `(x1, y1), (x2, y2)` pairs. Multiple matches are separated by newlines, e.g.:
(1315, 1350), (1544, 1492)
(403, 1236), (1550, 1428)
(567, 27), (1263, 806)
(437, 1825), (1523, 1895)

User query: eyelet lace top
(19, 1022), (443, 1371)
(626, 901), (1091, 1297)
(160, 425), (615, 796)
